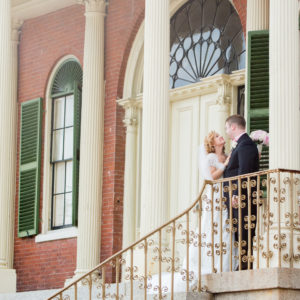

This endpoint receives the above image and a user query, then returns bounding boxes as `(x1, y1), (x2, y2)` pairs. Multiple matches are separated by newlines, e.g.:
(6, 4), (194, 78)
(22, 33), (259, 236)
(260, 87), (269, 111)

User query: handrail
(48, 183), (207, 299)
(48, 168), (300, 299)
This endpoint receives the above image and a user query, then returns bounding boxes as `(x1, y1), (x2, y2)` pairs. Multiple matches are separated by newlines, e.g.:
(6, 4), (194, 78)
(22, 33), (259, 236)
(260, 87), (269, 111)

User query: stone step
(0, 289), (58, 300)
(2, 268), (300, 300)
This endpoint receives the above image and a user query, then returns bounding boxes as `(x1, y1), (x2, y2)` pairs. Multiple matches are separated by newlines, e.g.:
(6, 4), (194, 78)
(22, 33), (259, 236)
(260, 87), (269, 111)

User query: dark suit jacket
(224, 133), (259, 181)
(223, 133), (259, 269)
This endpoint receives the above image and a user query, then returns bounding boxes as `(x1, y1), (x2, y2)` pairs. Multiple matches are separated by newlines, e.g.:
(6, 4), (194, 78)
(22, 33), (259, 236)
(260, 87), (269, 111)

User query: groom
(223, 115), (259, 270)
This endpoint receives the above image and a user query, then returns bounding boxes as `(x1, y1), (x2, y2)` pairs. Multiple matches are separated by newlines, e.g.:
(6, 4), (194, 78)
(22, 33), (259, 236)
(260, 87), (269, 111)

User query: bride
(148, 131), (237, 294)
(186, 131), (238, 275)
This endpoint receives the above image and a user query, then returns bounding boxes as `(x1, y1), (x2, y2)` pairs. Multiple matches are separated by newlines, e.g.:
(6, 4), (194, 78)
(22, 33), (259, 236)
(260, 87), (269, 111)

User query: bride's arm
(209, 165), (225, 180)
(209, 155), (230, 180)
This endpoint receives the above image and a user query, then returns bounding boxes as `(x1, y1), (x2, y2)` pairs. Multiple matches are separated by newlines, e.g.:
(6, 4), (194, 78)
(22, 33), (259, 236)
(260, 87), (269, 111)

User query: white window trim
(39, 55), (81, 242)
(35, 226), (78, 243)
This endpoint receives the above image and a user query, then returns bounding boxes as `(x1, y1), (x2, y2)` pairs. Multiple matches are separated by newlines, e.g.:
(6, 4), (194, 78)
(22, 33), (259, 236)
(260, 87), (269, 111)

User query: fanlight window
(170, 0), (245, 88)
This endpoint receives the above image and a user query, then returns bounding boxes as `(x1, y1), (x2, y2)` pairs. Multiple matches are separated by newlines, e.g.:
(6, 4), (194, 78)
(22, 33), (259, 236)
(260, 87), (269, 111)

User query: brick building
(0, 0), (300, 299)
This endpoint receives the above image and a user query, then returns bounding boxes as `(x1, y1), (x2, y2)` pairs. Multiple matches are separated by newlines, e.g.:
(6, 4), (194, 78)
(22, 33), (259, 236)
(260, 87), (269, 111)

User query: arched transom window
(170, 0), (245, 88)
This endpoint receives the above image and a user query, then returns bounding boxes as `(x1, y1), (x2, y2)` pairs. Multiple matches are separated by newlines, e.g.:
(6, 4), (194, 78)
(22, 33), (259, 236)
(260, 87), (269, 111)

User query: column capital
(122, 99), (138, 128)
(214, 78), (232, 106)
(11, 19), (23, 44)
(77, 0), (107, 14)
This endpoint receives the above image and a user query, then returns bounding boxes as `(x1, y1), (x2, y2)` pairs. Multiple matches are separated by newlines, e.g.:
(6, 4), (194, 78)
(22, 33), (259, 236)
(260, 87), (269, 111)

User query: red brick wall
(15, 5), (84, 291)
(233, 0), (247, 37)
(101, 0), (145, 261)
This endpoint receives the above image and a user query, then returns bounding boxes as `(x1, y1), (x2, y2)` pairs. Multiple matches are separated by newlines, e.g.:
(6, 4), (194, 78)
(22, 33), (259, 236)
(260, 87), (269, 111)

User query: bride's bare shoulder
(207, 152), (217, 158)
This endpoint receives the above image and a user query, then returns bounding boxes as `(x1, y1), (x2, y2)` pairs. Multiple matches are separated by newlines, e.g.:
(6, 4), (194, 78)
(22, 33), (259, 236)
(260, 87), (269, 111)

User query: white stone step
(0, 289), (58, 300)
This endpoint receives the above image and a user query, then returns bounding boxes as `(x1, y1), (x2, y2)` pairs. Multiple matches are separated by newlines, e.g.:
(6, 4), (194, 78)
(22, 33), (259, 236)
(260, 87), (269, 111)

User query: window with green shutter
(50, 60), (82, 229)
(18, 98), (43, 237)
(247, 30), (269, 170)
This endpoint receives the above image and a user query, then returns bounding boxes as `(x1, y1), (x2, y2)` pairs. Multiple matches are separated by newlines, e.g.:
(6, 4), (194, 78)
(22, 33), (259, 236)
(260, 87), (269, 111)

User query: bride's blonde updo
(204, 131), (216, 154)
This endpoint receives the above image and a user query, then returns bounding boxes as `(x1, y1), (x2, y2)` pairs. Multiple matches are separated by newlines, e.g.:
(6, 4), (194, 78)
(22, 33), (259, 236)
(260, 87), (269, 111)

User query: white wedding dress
(185, 147), (238, 275)
(147, 145), (237, 295)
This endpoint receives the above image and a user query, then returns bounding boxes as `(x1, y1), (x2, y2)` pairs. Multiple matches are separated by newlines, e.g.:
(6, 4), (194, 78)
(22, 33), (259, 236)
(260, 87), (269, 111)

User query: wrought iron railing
(48, 169), (300, 300)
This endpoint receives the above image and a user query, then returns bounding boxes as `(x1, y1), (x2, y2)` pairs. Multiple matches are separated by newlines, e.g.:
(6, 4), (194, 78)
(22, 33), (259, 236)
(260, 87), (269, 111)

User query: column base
(0, 269), (16, 293)
(65, 269), (101, 287)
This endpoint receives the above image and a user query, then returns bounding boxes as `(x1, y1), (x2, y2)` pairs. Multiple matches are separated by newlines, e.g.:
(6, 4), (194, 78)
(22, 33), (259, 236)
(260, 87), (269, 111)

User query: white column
(269, 0), (300, 169)
(0, 0), (21, 291)
(75, 0), (106, 277)
(140, 0), (170, 236)
(246, 0), (269, 31)
(256, 0), (300, 269)
(122, 100), (138, 248)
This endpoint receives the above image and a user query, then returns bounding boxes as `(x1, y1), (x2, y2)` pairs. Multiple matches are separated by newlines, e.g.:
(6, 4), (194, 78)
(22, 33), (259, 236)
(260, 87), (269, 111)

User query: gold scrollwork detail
(223, 186), (229, 193)
(283, 177), (291, 185)
(262, 250), (273, 259)
(124, 266), (139, 281)
(138, 241), (146, 250)
(165, 225), (174, 234)
(213, 185), (219, 193)
(280, 196), (286, 203)
(138, 275), (153, 290)
(250, 180), (257, 188)
(293, 254), (300, 262)
(283, 254), (291, 262)
(81, 276), (91, 287)
(241, 181), (248, 189)
(148, 239), (155, 247)
(242, 255), (254, 263)
(181, 269), (195, 281)
(152, 285), (168, 300)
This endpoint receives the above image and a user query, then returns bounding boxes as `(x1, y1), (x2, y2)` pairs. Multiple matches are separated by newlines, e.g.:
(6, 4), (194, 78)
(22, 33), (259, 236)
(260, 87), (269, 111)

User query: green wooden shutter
(247, 30), (269, 170)
(72, 83), (81, 225)
(18, 98), (42, 237)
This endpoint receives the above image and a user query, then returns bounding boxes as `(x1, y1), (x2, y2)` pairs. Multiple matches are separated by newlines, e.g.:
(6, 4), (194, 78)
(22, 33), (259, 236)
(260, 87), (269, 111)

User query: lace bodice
(207, 153), (225, 171)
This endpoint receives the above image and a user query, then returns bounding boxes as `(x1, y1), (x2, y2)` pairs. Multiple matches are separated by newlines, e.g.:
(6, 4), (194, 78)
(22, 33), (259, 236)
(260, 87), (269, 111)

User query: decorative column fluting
(75, 0), (106, 277)
(269, 0), (300, 169)
(0, 0), (21, 291)
(121, 99), (138, 248)
(140, 0), (170, 236)
(246, 0), (269, 31)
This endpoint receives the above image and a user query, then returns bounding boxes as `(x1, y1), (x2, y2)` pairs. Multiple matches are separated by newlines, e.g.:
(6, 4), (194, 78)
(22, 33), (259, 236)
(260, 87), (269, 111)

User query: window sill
(35, 227), (78, 243)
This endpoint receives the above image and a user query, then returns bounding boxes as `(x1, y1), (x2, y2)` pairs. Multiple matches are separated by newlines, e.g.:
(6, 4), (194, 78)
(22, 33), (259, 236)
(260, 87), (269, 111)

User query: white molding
(41, 55), (81, 236)
(12, 0), (77, 20)
(35, 227), (78, 243)
(119, 70), (245, 107)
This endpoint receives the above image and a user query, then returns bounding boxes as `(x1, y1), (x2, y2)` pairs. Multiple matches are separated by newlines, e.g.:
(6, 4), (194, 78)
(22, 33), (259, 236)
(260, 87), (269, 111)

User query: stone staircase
(1, 268), (300, 299)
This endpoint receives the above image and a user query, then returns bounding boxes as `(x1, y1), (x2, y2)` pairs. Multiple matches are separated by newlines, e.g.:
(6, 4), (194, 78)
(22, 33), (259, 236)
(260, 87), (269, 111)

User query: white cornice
(118, 69), (245, 108)
(12, 0), (78, 21)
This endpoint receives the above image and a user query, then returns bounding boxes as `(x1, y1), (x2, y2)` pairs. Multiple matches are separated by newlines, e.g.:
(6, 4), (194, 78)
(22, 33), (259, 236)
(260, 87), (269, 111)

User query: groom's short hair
(226, 114), (246, 129)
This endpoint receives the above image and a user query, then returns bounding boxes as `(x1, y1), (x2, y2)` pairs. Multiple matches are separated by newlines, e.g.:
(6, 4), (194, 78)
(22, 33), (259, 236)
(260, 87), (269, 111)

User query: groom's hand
(232, 195), (239, 208)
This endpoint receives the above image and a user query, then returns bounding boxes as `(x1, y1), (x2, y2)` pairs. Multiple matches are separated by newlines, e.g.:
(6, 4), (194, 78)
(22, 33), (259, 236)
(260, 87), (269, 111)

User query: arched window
(50, 59), (82, 229)
(170, 0), (245, 88)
